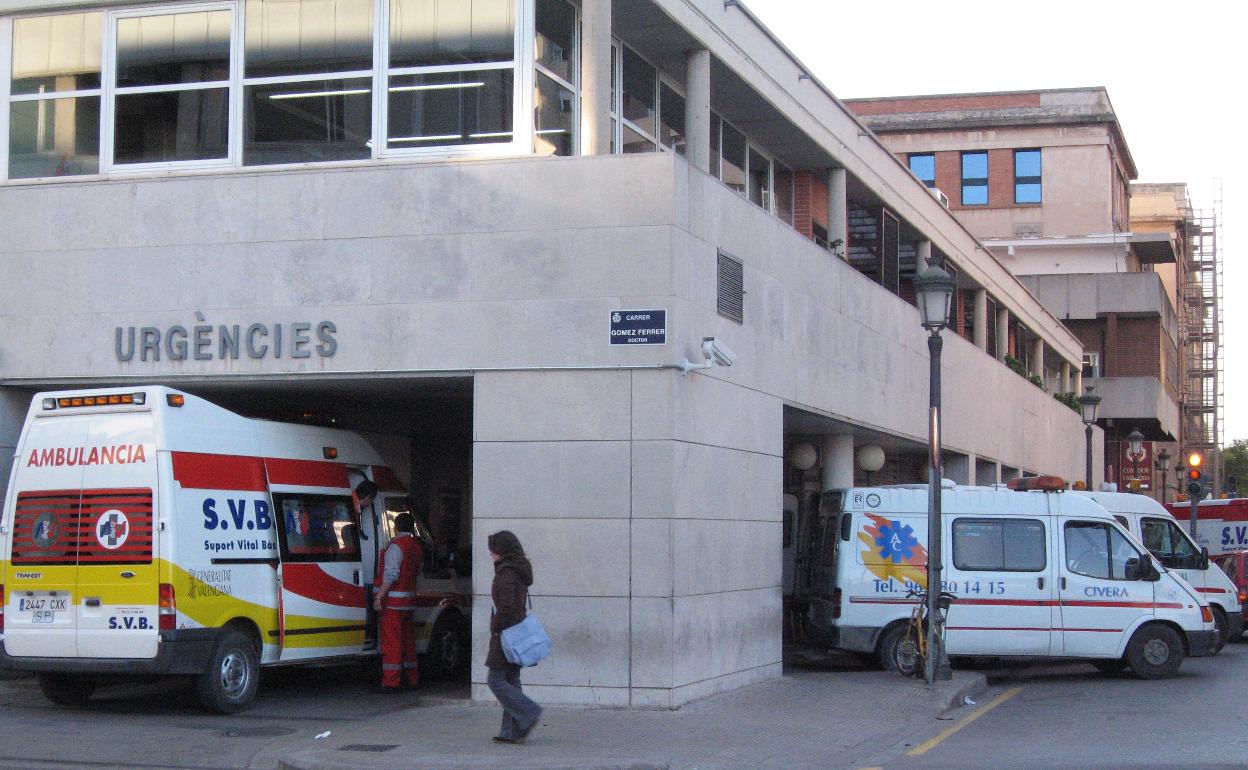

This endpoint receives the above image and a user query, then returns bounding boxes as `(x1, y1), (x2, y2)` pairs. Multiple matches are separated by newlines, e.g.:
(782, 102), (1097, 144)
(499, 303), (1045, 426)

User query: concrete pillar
(827, 167), (847, 259)
(945, 453), (971, 485)
(1074, 368), (1084, 396)
(1031, 338), (1045, 387)
(579, 0), (612, 155)
(683, 49), (711, 174)
(821, 434), (855, 491)
(916, 239), (932, 271)
(973, 289), (988, 352)
(1061, 361), (1072, 393)
(995, 307), (1010, 361)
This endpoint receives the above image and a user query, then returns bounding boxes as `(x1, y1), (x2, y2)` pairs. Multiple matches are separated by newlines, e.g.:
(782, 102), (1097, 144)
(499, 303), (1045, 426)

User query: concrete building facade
(0, 1), (1100, 707)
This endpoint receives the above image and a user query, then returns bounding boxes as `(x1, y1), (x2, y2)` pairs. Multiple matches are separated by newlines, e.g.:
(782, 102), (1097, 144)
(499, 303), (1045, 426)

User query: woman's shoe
(492, 736), (518, 744)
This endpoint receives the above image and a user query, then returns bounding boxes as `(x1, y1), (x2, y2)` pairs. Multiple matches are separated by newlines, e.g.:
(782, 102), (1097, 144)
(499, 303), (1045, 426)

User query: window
(953, 518), (1046, 571)
(1064, 521), (1144, 580)
(708, 112), (720, 178)
(774, 162), (794, 225)
(8, 12), (103, 178)
(1141, 517), (1200, 569)
(533, 0), (577, 156)
(618, 43), (656, 152)
(243, 0), (374, 165)
(657, 80), (684, 153)
(960, 151), (988, 206)
(719, 120), (746, 193)
(1082, 352), (1100, 379)
(908, 153), (935, 188)
(275, 493), (361, 562)
(1014, 148), (1041, 204)
(113, 8), (233, 166)
(747, 146), (770, 210)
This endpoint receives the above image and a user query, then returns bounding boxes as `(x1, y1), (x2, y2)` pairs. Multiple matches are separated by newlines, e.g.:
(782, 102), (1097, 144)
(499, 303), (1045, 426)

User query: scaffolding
(1182, 188), (1224, 491)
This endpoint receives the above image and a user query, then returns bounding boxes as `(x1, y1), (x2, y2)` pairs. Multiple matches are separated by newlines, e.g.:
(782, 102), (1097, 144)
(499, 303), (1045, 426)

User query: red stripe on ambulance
(281, 564), (366, 608)
(264, 458), (350, 489)
(173, 452), (267, 491)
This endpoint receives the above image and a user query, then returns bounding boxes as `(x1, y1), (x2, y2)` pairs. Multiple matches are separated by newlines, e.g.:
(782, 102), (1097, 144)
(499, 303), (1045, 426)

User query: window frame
(952, 517), (1047, 573)
(908, 152), (935, 188)
(532, 0), (578, 156)
(1082, 352), (1101, 379)
(1013, 147), (1041, 204)
(273, 490), (363, 564)
(960, 150), (988, 206)
(1064, 520), (1145, 582)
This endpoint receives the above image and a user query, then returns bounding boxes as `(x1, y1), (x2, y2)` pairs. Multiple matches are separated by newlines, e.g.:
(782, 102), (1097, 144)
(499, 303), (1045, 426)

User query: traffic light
(1187, 466), (1204, 498)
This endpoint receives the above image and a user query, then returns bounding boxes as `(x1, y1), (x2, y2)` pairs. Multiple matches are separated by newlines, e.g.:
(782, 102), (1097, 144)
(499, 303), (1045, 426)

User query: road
(861, 641), (1248, 770)
(0, 663), (466, 770)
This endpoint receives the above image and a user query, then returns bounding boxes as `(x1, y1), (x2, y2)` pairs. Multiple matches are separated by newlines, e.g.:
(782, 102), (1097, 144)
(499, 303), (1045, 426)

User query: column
(1073, 368), (1084, 396)
(916, 239), (931, 271)
(995, 307), (1010, 361)
(1031, 338), (1045, 388)
(683, 49), (711, 174)
(973, 289), (988, 352)
(579, 0), (612, 156)
(1061, 361), (1072, 393)
(827, 167), (847, 259)
(821, 434), (854, 491)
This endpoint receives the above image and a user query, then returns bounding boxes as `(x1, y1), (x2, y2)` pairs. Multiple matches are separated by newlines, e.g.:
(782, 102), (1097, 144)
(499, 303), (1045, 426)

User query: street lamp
(1156, 449), (1171, 505)
(912, 265), (955, 686)
(1078, 386), (1101, 490)
(1127, 429), (1146, 494)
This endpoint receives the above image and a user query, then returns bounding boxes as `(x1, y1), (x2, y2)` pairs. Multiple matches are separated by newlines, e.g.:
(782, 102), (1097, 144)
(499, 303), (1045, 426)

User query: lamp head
(911, 266), (956, 332)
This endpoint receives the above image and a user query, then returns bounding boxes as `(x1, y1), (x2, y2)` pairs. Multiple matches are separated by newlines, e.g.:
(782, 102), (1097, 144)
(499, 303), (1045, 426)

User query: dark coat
(487, 554), (533, 668)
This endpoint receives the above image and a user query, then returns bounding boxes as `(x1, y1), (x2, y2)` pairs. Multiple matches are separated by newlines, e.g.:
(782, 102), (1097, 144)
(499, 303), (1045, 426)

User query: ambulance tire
(1210, 607), (1228, 655)
(196, 629), (260, 714)
(424, 615), (468, 678)
(875, 623), (910, 672)
(37, 673), (97, 707)
(1125, 624), (1184, 680)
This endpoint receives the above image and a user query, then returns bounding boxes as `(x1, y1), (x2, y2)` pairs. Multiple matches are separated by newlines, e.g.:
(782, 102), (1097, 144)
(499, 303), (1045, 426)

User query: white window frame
(0, 15), (12, 182)
(103, 2), (240, 174)
(532, 0), (578, 156)
(1083, 352), (1101, 379)
(611, 39), (658, 153)
(746, 142), (774, 213)
(656, 72), (684, 154)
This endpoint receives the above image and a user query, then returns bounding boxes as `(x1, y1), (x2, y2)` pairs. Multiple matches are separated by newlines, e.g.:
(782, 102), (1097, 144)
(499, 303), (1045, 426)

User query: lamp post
(912, 265), (955, 686)
(1127, 429), (1145, 494)
(1156, 449), (1171, 505)
(1078, 386), (1101, 490)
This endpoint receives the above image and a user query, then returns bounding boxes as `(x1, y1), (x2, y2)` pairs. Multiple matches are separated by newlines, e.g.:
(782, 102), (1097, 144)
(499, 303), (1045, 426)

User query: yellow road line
(905, 686), (1022, 757)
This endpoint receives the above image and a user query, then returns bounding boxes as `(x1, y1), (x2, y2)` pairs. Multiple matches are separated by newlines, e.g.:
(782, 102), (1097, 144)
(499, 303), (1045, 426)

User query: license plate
(17, 595), (68, 623)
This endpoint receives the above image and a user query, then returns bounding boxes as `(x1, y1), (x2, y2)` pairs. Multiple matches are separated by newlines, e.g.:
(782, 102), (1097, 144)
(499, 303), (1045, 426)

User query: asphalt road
(0, 663), (467, 770)
(865, 641), (1248, 770)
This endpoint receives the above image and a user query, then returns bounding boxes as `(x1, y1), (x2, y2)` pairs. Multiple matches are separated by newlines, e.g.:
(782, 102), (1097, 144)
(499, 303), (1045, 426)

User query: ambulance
(803, 478), (1216, 679)
(1075, 490), (1241, 652)
(0, 387), (469, 712)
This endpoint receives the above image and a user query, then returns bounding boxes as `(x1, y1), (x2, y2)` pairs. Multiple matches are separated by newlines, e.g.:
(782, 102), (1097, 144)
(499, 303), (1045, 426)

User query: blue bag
(500, 597), (552, 667)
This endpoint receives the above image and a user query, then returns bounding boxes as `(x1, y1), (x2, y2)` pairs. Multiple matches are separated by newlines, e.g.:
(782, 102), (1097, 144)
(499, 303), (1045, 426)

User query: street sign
(609, 310), (666, 346)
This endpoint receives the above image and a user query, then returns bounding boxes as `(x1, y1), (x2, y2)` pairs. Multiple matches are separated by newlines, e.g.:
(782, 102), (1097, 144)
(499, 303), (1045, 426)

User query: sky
(748, 0), (1243, 447)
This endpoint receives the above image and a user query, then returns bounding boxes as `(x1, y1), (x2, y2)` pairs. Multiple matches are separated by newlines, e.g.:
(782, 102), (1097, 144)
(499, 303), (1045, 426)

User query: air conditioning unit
(930, 187), (950, 208)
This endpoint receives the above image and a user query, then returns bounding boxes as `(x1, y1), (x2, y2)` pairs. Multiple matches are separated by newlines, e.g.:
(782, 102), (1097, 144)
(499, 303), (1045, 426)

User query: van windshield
(1140, 517), (1201, 570)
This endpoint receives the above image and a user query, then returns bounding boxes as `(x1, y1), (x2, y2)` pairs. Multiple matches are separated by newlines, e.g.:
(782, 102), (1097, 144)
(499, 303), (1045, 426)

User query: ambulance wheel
(37, 673), (96, 707)
(197, 630), (260, 714)
(424, 615), (467, 677)
(1125, 624), (1184, 680)
(876, 623), (909, 672)
(1210, 607), (1228, 655)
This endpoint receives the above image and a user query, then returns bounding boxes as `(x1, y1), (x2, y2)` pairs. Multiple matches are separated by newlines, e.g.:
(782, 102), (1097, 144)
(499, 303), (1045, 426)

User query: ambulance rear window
(11, 488), (153, 565)
(274, 493), (361, 563)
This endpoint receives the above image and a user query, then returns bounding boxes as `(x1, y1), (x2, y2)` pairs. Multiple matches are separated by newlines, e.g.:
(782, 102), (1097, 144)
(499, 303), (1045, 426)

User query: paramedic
(374, 511), (422, 690)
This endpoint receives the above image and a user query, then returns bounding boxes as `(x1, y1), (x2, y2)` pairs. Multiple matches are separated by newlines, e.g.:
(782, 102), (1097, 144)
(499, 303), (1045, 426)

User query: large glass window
(960, 151), (988, 206)
(8, 12), (102, 178)
(275, 493), (361, 562)
(1014, 148), (1041, 204)
(747, 146), (770, 210)
(1065, 521), (1144, 581)
(908, 153), (935, 188)
(533, 0), (576, 156)
(113, 9), (232, 165)
(953, 518), (1046, 571)
(242, 0), (373, 165)
(1141, 517), (1200, 569)
(720, 121), (746, 193)
(387, 0), (516, 150)
(774, 162), (794, 225)
(658, 80), (684, 153)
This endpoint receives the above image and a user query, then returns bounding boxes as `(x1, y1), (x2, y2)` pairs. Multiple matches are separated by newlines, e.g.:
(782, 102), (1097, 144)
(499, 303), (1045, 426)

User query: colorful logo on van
(859, 513), (928, 587)
(32, 513), (60, 550)
(96, 509), (130, 550)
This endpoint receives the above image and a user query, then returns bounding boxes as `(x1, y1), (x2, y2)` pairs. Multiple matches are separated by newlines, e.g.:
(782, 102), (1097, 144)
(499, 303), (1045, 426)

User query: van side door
(944, 517), (1054, 655)
(1058, 519), (1155, 658)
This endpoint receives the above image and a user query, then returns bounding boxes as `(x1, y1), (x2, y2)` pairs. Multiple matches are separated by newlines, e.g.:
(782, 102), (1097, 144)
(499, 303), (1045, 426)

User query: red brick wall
(1112, 317), (1162, 377)
(845, 92), (1042, 116)
(935, 152), (959, 202)
(794, 171), (814, 239)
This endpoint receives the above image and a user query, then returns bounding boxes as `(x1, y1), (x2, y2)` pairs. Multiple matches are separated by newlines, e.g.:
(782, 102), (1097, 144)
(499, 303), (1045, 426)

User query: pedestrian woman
(487, 530), (543, 743)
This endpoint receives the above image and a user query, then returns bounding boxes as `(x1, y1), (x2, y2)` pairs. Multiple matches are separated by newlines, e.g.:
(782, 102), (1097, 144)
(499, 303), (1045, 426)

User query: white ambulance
(0, 387), (469, 712)
(807, 478), (1215, 679)
(1076, 490), (1242, 652)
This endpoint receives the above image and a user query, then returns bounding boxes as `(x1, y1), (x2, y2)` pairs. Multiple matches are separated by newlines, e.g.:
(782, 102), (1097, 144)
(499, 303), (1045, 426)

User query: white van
(806, 479), (1215, 679)
(1076, 490), (1242, 651)
(0, 387), (469, 712)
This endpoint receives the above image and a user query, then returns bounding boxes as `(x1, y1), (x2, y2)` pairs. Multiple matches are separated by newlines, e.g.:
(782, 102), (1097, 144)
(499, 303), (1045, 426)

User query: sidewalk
(276, 664), (987, 770)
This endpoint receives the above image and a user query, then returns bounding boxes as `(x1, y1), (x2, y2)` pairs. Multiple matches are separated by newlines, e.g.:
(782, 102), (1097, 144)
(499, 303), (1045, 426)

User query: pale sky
(748, 0), (1243, 446)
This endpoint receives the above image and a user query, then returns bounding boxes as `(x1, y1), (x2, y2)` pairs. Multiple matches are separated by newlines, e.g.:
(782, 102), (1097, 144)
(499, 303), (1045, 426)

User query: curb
(939, 672), (989, 715)
(278, 754), (667, 770)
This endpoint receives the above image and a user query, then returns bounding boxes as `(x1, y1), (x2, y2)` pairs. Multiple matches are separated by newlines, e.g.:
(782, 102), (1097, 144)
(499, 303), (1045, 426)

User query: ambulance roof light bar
(44, 392), (147, 410)
(1007, 476), (1068, 492)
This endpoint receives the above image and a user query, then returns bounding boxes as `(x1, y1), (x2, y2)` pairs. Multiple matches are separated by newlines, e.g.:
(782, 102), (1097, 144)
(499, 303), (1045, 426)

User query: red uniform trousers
(380, 607), (419, 688)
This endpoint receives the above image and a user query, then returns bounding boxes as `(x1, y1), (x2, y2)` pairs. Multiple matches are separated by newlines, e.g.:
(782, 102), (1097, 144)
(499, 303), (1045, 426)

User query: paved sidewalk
(277, 666), (986, 770)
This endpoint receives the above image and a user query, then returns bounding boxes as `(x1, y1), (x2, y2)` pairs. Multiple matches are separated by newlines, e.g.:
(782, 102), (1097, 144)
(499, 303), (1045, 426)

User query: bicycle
(893, 586), (957, 678)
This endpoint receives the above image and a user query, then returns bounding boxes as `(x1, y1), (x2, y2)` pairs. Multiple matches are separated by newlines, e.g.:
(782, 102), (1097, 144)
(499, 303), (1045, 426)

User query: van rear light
(1, 584), (5, 633)
(832, 588), (842, 620)
(159, 583), (176, 631)
(1201, 606), (1213, 624)
(1238, 589), (1247, 605)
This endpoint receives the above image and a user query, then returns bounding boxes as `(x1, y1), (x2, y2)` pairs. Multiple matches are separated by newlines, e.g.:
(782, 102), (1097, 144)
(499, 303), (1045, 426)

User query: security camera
(701, 337), (736, 367)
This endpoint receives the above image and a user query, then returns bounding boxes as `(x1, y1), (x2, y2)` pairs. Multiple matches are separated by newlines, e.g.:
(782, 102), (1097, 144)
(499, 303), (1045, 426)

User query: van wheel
(196, 630), (260, 714)
(1125, 624), (1184, 679)
(1210, 607), (1229, 655)
(875, 624), (909, 672)
(37, 674), (96, 707)
(423, 616), (467, 678)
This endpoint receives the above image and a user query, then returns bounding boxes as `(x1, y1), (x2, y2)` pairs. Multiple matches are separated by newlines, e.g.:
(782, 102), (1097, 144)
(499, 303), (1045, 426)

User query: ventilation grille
(717, 251), (744, 323)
